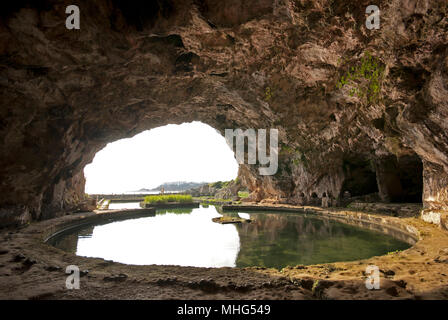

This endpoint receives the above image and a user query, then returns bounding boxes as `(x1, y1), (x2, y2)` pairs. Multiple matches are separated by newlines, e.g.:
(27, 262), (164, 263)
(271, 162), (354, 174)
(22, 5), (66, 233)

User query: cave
(1, 0), (448, 302)
(340, 154), (424, 204)
(375, 154), (423, 203)
(340, 156), (379, 199)
(0, 0), (447, 228)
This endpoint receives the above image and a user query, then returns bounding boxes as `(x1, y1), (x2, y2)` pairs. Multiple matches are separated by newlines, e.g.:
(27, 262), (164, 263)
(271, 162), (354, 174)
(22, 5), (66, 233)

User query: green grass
(238, 191), (249, 198)
(264, 86), (274, 101)
(387, 250), (402, 255)
(143, 194), (192, 204)
(156, 208), (193, 215)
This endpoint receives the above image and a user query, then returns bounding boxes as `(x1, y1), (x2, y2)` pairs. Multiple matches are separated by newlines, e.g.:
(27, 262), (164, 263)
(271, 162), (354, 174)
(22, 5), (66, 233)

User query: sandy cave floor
(0, 205), (448, 300)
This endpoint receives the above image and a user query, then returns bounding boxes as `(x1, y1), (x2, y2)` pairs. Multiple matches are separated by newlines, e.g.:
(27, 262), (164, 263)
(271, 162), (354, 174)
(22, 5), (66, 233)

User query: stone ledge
(346, 202), (422, 218)
(42, 208), (156, 242)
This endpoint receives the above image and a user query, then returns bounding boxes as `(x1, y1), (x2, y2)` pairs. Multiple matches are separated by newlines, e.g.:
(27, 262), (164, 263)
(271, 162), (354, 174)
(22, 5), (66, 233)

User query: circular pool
(47, 205), (411, 269)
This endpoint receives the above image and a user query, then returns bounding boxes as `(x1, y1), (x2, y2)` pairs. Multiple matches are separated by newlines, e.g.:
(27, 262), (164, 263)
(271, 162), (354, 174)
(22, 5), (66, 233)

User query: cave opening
(84, 121), (238, 195)
(375, 154), (423, 203)
(340, 153), (424, 204)
(340, 156), (379, 199)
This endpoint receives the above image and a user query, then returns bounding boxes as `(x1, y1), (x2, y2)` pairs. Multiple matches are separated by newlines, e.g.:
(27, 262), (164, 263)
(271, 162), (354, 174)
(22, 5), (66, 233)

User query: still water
(108, 202), (141, 210)
(47, 205), (411, 269)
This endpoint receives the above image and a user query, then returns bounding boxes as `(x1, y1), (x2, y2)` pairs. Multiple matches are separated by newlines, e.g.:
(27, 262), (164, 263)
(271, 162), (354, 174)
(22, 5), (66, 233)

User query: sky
(84, 121), (239, 194)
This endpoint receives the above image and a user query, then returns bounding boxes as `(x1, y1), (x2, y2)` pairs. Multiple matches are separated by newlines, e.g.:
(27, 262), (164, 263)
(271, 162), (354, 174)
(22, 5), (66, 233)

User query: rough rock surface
(1, 0), (448, 226)
(214, 179), (242, 199)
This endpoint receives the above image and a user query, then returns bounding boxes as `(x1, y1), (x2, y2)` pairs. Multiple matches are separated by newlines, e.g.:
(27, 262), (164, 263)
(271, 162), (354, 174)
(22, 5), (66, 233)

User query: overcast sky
(84, 122), (238, 194)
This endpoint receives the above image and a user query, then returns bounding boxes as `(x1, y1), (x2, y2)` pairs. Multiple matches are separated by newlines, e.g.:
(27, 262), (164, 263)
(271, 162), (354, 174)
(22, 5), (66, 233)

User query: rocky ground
(0, 204), (447, 300)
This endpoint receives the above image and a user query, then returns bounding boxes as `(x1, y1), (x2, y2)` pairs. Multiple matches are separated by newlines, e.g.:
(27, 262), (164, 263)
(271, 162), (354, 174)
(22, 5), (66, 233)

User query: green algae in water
(47, 205), (411, 269)
(234, 212), (411, 269)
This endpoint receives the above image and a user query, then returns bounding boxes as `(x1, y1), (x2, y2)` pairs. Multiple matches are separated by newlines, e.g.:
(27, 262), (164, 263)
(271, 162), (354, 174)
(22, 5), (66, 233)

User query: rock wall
(0, 0), (447, 227)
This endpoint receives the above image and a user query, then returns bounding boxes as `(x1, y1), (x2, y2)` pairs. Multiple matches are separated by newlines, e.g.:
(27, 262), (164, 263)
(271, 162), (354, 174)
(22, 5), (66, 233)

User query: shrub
(337, 51), (385, 104)
(143, 194), (192, 204)
(238, 191), (249, 198)
(264, 86), (274, 101)
(210, 181), (224, 189)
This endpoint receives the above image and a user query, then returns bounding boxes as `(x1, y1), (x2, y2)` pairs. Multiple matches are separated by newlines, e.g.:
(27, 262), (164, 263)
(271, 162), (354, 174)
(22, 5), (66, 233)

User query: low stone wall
(43, 208), (155, 242)
(199, 200), (235, 206)
(45, 203), (201, 242)
(109, 198), (144, 203)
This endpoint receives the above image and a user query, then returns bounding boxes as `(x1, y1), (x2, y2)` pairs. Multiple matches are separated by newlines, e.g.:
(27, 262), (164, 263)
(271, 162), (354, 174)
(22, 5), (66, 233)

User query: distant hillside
(149, 181), (208, 192)
(132, 188), (152, 192)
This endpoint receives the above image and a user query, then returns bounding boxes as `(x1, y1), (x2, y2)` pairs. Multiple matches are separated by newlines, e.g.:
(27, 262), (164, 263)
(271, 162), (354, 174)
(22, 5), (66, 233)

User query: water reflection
(48, 206), (411, 269)
(108, 202), (141, 210)
(234, 212), (410, 268)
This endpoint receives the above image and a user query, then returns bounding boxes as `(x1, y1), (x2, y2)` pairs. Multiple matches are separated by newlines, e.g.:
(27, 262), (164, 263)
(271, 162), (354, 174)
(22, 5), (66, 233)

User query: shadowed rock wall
(0, 0), (447, 227)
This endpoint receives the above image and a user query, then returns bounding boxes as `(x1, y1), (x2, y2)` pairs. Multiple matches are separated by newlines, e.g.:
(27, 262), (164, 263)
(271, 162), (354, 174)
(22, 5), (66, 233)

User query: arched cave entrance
(83, 122), (238, 195)
(375, 154), (423, 203)
(339, 154), (423, 204)
(340, 156), (379, 200)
